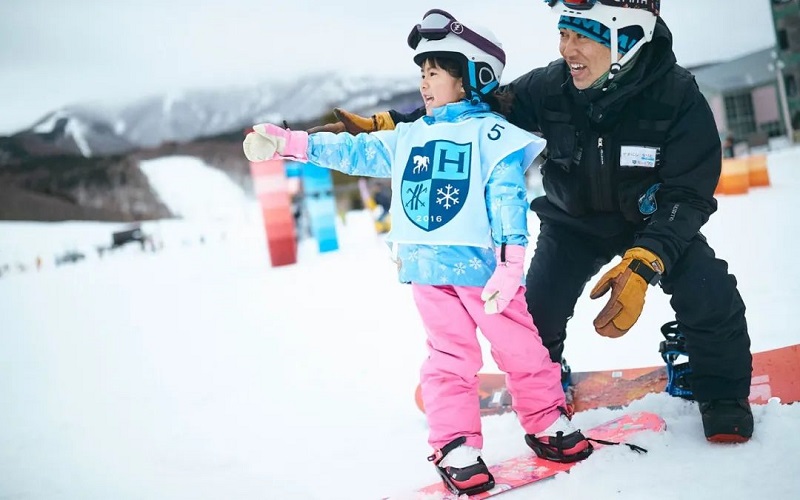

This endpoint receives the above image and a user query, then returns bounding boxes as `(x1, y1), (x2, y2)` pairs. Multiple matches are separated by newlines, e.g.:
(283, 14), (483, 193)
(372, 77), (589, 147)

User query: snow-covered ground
(1, 149), (799, 500)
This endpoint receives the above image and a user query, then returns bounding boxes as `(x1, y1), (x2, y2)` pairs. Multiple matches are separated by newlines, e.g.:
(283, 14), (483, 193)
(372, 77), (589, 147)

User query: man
(311, 0), (754, 443)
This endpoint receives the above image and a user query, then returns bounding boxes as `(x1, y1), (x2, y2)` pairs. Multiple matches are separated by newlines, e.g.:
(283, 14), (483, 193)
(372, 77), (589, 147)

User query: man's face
(558, 28), (612, 90)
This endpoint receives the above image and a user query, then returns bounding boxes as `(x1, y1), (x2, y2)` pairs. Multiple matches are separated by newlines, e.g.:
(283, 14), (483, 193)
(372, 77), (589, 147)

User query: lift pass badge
(620, 146), (659, 168)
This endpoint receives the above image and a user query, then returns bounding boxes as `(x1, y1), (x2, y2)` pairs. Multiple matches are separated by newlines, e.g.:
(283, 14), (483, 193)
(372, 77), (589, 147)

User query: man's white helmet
(407, 9), (506, 100)
(546, 0), (659, 75)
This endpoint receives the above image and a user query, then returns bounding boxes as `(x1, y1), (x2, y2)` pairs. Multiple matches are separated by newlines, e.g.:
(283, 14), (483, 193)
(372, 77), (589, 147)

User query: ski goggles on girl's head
(543, 0), (659, 16)
(407, 9), (506, 64)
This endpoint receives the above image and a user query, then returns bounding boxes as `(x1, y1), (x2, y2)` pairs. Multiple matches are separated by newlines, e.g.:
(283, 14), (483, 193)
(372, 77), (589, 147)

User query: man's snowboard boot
(659, 321), (752, 443)
(698, 398), (754, 443)
(428, 437), (494, 496)
(525, 413), (593, 463)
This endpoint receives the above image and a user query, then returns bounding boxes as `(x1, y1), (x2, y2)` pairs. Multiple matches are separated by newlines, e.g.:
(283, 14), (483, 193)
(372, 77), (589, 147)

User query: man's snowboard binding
(659, 320), (693, 399)
(560, 357), (576, 416)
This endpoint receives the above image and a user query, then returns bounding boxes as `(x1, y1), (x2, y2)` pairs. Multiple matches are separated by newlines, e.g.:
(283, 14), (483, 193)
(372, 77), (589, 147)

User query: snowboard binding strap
(587, 437), (648, 454)
(427, 436), (466, 465)
(659, 321), (694, 399)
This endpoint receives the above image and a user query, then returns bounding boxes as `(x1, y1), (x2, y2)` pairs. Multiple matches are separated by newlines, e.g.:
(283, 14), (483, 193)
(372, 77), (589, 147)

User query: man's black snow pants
(524, 221), (753, 401)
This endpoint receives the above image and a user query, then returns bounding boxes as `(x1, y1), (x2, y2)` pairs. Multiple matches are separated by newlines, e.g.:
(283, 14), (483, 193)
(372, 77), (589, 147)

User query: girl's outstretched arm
(243, 123), (395, 179)
(308, 131), (394, 178)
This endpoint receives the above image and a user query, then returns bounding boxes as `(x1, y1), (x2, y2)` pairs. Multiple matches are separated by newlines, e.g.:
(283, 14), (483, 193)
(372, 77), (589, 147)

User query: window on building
(782, 15), (800, 51)
(760, 120), (785, 138)
(786, 73), (798, 97)
(724, 93), (757, 140)
(791, 110), (800, 130)
(778, 29), (790, 51)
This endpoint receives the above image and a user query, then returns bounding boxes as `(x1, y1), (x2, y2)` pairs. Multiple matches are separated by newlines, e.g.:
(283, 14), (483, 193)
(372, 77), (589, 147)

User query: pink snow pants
(413, 284), (565, 450)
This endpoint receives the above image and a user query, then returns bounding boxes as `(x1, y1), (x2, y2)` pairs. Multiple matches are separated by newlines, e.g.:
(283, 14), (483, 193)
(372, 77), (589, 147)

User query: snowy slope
(1, 150), (799, 500)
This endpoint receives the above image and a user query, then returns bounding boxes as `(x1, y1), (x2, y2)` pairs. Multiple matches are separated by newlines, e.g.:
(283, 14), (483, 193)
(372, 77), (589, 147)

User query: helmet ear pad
(472, 61), (498, 87)
(465, 60), (500, 100)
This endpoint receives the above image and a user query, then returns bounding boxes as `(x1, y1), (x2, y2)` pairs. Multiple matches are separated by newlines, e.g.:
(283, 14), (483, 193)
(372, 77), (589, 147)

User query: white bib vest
(385, 117), (541, 248)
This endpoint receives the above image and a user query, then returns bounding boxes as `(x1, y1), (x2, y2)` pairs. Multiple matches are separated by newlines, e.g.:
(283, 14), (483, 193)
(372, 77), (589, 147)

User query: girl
(243, 9), (592, 496)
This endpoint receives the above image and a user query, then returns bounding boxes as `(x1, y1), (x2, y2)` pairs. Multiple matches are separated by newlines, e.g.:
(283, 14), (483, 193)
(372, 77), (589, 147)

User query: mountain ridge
(0, 73), (423, 222)
(2, 72), (421, 160)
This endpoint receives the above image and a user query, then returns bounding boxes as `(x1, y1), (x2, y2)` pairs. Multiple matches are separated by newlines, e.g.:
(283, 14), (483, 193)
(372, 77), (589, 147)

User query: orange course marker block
(747, 154), (771, 188)
(716, 158), (750, 195)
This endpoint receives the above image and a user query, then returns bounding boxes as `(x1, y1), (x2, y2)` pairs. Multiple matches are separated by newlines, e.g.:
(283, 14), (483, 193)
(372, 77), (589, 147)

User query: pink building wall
(707, 94), (727, 133)
(704, 85), (781, 137)
(752, 85), (780, 125)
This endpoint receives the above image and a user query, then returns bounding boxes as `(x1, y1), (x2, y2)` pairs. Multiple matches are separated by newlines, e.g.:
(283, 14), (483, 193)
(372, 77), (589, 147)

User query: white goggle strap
(607, 30), (621, 81)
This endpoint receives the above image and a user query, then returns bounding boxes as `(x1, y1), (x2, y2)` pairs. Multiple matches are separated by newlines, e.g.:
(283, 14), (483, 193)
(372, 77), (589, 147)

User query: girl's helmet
(407, 9), (506, 101)
(544, 0), (659, 77)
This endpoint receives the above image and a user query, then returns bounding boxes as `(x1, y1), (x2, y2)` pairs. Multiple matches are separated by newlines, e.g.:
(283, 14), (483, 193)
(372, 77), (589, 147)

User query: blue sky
(0, 0), (776, 134)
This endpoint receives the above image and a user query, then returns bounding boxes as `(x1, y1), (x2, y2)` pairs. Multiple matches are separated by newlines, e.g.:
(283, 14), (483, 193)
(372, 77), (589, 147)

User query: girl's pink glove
(243, 123), (309, 162)
(481, 245), (526, 314)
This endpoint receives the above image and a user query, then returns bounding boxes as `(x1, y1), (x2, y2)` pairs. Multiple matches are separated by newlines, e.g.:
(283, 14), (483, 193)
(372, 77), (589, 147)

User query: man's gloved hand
(481, 245), (526, 315)
(336, 108), (396, 133)
(589, 247), (664, 338)
(243, 124), (309, 162)
(306, 121), (346, 134)
(306, 108), (396, 134)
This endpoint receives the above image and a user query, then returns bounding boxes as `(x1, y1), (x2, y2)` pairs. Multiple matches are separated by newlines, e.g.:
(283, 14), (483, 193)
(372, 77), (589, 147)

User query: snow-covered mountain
(4, 73), (422, 159)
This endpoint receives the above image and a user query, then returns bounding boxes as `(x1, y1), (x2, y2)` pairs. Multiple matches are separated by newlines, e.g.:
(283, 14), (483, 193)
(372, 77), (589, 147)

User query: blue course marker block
(298, 162), (339, 253)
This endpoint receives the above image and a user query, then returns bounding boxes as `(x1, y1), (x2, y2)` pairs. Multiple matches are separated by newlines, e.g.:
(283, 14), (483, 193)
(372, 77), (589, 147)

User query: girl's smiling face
(419, 59), (465, 116)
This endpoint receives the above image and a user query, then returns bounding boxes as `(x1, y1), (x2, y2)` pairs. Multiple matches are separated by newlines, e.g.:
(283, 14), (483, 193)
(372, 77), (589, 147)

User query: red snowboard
(415, 343), (800, 416)
(383, 411), (666, 499)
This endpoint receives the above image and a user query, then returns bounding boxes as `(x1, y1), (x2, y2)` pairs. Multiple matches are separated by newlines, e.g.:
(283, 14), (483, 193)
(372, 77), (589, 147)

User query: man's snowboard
(384, 411), (665, 500)
(415, 343), (800, 416)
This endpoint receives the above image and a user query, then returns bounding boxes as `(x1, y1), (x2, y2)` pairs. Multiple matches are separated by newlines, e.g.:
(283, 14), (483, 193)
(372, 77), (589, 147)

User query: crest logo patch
(401, 140), (472, 231)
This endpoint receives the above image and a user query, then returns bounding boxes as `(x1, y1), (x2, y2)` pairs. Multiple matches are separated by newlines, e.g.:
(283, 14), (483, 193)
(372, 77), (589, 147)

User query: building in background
(772, 0), (800, 141)
(693, 49), (785, 154)
(690, 0), (800, 153)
